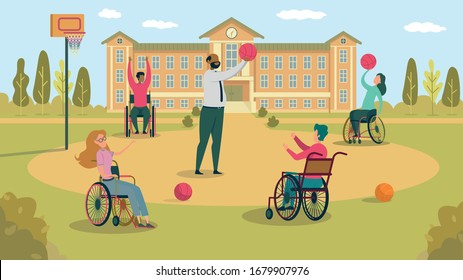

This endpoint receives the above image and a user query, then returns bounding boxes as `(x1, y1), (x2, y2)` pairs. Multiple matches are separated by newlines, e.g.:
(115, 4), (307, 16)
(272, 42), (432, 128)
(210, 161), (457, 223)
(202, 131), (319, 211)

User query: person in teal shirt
(350, 70), (387, 137)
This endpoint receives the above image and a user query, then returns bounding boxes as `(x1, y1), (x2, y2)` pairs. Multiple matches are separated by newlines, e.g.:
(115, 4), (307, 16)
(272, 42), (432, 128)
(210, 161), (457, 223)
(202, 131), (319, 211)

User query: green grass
(0, 121), (462, 259)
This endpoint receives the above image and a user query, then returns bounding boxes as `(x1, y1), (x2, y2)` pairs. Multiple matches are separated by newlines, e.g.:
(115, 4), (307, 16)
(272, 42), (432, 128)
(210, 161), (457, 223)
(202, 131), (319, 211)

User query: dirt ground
(28, 114), (439, 206)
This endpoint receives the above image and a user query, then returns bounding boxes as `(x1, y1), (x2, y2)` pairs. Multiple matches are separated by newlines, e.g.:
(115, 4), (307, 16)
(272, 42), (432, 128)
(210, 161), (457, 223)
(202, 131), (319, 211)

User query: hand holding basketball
(361, 54), (376, 70)
(239, 43), (257, 61)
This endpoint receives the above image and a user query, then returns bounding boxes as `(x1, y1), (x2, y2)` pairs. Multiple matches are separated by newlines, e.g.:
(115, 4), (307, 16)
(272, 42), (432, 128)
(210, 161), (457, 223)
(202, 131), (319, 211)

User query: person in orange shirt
(128, 56), (151, 134)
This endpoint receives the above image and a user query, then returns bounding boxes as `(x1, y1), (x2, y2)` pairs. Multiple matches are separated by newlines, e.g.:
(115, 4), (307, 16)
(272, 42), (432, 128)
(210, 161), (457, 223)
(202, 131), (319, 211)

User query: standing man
(195, 54), (248, 175)
(128, 56), (151, 134)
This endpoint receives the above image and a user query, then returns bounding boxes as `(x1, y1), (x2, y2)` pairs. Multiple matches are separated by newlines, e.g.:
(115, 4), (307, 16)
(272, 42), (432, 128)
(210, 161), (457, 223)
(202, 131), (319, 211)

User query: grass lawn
(0, 120), (462, 259)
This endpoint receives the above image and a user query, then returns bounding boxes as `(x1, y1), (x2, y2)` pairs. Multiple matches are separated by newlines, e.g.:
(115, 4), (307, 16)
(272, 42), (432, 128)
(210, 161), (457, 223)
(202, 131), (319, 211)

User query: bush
(258, 107), (268, 117)
(191, 106), (201, 116)
(267, 115), (279, 127)
(182, 115), (193, 127)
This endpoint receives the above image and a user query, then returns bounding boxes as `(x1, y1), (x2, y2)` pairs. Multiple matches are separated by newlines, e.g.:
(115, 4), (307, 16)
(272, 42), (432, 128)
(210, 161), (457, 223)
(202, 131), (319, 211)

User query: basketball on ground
(174, 182), (192, 201)
(360, 53), (376, 70)
(239, 43), (257, 61)
(375, 183), (394, 202)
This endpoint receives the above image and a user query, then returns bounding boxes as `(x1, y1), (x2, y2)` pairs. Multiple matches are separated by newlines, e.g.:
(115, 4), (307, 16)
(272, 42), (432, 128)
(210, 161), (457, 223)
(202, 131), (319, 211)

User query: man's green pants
(195, 107), (224, 171)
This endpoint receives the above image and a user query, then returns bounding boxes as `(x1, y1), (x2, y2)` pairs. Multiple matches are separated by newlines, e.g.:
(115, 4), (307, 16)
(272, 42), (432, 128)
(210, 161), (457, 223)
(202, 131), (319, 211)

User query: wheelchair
(343, 109), (385, 144)
(85, 161), (136, 227)
(266, 152), (347, 221)
(124, 91), (156, 138)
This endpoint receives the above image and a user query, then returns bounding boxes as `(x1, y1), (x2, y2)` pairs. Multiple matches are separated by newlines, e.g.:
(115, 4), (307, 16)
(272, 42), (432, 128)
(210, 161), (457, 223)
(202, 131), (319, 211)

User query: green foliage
(267, 115), (279, 127)
(191, 106), (201, 116)
(426, 201), (463, 259)
(12, 58), (30, 115)
(72, 67), (91, 115)
(182, 115), (193, 127)
(53, 60), (74, 115)
(33, 50), (51, 115)
(402, 58), (418, 114)
(258, 107), (268, 117)
(422, 59), (443, 115)
(0, 192), (48, 260)
(441, 67), (460, 115)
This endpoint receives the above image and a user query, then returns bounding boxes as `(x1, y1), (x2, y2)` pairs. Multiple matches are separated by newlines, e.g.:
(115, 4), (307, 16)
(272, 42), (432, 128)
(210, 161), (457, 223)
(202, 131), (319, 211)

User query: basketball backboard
(50, 14), (84, 37)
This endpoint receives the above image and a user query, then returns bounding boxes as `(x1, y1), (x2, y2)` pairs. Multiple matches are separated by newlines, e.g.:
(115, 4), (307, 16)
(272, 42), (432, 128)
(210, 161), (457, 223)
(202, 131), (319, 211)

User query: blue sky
(0, 0), (462, 107)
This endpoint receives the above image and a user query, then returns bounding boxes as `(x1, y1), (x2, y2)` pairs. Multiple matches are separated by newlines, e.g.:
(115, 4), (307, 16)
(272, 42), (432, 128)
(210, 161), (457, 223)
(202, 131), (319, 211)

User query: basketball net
(65, 32), (85, 55)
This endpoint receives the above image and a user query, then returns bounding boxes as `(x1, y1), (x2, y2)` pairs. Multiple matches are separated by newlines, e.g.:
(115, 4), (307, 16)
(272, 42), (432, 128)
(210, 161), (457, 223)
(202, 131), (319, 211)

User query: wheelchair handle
(332, 152), (348, 158)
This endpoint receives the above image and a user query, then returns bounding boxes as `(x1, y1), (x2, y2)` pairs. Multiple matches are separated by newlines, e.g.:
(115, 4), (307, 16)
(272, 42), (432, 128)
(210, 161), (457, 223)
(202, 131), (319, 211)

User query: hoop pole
(65, 38), (69, 150)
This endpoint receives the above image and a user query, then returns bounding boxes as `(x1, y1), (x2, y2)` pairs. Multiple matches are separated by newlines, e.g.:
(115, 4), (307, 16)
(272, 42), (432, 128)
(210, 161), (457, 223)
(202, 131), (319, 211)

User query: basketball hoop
(65, 32), (85, 54)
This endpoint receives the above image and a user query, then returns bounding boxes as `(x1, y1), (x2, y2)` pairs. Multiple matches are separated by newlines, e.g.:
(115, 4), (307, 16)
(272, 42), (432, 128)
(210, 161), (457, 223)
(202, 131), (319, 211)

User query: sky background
(0, 0), (462, 107)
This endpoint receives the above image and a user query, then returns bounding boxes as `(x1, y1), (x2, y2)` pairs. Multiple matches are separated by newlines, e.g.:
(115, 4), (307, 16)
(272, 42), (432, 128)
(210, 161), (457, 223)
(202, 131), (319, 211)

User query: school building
(102, 17), (361, 113)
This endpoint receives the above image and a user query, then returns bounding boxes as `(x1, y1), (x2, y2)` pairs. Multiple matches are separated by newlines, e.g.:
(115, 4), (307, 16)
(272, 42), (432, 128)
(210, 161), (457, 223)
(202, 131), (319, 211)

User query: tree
(72, 67), (91, 115)
(33, 50), (51, 115)
(53, 60), (74, 115)
(441, 67), (460, 115)
(423, 59), (443, 115)
(12, 58), (30, 116)
(402, 58), (418, 115)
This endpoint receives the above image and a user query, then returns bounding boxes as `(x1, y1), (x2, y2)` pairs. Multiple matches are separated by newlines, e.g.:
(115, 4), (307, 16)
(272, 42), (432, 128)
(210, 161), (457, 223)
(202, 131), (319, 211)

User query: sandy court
(28, 114), (439, 206)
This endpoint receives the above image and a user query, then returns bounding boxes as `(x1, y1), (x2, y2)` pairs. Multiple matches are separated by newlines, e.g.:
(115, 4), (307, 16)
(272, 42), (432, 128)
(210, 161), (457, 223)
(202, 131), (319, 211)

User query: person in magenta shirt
(128, 56), (151, 134)
(281, 123), (329, 210)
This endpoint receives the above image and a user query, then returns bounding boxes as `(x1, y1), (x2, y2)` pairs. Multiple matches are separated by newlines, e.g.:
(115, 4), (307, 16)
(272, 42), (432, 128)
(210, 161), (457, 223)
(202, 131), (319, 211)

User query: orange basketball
(375, 183), (394, 202)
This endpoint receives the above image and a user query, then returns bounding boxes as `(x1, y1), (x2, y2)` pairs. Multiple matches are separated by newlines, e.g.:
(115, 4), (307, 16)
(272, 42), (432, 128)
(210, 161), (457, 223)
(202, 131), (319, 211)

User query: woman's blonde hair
(75, 130), (110, 169)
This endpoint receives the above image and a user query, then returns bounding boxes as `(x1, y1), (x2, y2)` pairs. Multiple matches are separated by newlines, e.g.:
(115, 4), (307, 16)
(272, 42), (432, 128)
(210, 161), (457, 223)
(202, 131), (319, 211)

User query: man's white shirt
(203, 60), (247, 107)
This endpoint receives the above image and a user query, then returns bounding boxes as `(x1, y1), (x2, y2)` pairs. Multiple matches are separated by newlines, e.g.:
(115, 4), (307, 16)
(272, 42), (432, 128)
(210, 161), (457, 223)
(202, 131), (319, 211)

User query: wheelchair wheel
(112, 216), (120, 227)
(125, 106), (129, 138)
(342, 118), (353, 143)
(273, 174), (301, 221)
(265, 208), (273, 220)
(112, 197), (134, 226)
(85, 182), (112, 226)
(368, 116), (385, 144)
(302, 179), (329, 221)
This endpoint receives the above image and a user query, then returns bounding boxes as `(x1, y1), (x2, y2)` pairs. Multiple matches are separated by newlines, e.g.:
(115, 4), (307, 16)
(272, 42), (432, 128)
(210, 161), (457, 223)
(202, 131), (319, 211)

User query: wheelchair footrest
(116, 195), (129, 199)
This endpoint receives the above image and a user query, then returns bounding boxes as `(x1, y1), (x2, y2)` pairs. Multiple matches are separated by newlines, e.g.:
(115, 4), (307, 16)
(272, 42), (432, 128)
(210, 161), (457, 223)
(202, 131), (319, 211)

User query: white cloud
(404, 22), (446, 33)
(142, 20), (178, 29)
(277, 9), (326, 20)
(98, 8), (122, 19)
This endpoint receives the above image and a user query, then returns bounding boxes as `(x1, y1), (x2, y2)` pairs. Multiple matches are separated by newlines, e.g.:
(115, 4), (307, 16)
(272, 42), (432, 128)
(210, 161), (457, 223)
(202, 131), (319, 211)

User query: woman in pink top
(128, 56), (151, 134)
(76, 130), (154, 228)
(281, 124), (329, 210)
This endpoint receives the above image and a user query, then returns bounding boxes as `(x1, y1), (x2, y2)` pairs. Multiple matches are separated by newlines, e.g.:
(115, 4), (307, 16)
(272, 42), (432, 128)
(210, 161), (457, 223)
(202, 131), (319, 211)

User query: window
(152, 99), (160, 108)
(289, 99), (297, 108)
(152, 74), (160, 88)
(289, 56), (297, 69)
(260, 56), (268, 70)
(226, 44), (238, 70)
(304, 99), (312, 108)
(117, 38), (123, 44)
(275, 56), (283, 69)
(166, 56), (174, 69)
(341, 38), (347, 44)
(260, 99), (268, 108)
(318, 99), (326, 108)
(340, 50), (347, 63)
(152, 56), (160, 69)
(275, 99), (283, 108)
(340, 89), (348, 103)
(289, 75), (297, 88)
(318, 56), (326, 69)
(340, 70), (348, 83)
(137, 56), (145, 69)
(116, 70), (124, 83)
(318, 75), (326, 88)
(195, 56), (203, 70)
(181, 74), (188, 88)
(181, 56), (189, 70)
(115, 90), (124, 103)
(195, 75), (203, 88)
(116, 50), (124, 63)
(275, 75), (283, 88)
(260, 74), (268, 88)
(180, 99), (189, 108)
(195, 99), (203, 108)
(303, 75), (312, 88)
(166, 74), (174, 88)
(166, 99), (174, 108)
(303, 56), (311, 69)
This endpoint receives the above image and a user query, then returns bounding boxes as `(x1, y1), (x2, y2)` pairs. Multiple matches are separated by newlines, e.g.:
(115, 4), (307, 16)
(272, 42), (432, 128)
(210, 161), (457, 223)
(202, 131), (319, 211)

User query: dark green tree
(12, 58), (30, 116)
(402, 58), (418, 115)
(72, 67), (91, 115)
(33, 50), (51, 115)
(441, 67), (460, 115)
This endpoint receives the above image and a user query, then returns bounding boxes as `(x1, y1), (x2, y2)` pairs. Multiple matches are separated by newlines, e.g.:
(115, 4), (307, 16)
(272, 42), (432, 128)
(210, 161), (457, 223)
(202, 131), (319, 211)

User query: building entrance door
(224, 86), (243, 101)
